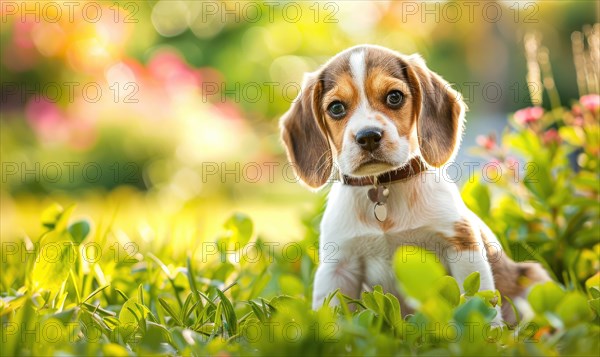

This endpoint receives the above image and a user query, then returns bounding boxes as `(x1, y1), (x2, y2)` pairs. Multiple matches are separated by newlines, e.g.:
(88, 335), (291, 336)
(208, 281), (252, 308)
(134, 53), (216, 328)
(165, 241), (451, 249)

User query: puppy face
(318, 49), (418, 177)
(280, 45), (465, 188)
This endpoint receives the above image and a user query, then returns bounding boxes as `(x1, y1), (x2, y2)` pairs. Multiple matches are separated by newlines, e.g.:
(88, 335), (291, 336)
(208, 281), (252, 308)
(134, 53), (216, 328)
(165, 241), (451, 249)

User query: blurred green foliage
(1, 2), (599, 356)
(462, 92), (599, 291)
(1, 1), (598, 197)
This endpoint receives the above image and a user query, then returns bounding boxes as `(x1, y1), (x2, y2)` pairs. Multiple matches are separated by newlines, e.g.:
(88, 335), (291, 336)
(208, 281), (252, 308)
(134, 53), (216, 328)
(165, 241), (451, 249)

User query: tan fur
(405, 56), (465, 167)
(280, 46), (465, 188)
(321, 72), (358, 152)
(356, 205), (369, 226)
(365, 68), (415, 136)
(321, 73), (359, 114)
(380, 216), (395, 232)
(447, 219), (479, 251)
(280, 73), (332, 188)
(480, 228), (551, 324)
(280, 46), (550, 325)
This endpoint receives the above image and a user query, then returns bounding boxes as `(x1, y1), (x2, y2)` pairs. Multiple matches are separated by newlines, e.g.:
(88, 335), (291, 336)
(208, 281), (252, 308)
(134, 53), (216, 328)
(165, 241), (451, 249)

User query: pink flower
(580, 94), (600, 112)
(26, 98), (62, 131)
(570, 104), (585, 126)
(25, 98), (69, 142)
(476, 134), (497, 150)
(542, 129), (561, 145)
(514, 106), (544, 125)
(148, 50), (200, 88)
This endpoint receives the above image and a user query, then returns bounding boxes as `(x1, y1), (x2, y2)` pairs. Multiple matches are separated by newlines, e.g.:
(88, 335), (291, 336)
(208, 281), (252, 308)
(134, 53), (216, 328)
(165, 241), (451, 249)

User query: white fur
(313, 175), (503, 324)
(311, 48), (503, 324)
(338, 50), (411, 176)
(349, 51), (367, 100)
(304, 47), (527, 326)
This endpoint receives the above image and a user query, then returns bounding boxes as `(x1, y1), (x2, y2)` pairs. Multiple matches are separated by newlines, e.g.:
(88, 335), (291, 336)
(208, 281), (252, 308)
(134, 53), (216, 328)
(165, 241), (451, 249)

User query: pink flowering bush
(513, 106), (544, 125)
(580, 94), (600, 112)
(467, 94), (599, 290)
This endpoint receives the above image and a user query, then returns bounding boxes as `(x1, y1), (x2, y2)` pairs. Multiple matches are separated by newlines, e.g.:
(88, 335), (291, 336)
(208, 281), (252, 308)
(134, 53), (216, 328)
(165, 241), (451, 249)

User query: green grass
(2, 90), (599, 356)
(1, 200), (598, 356)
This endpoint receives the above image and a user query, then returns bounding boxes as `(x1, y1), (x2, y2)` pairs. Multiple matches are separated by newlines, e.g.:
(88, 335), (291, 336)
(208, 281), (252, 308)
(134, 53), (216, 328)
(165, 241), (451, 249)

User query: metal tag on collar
(367, 176), (389, 222)
(374, 203), (387, 222)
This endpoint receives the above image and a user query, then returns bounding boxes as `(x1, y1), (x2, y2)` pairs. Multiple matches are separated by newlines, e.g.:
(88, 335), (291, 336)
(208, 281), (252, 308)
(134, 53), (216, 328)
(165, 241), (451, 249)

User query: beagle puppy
(280, 45), (550, 325)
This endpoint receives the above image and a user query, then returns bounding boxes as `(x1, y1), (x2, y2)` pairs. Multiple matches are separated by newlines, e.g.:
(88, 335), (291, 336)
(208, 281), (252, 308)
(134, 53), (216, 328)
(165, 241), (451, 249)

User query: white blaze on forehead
(349, 50), (368, 104)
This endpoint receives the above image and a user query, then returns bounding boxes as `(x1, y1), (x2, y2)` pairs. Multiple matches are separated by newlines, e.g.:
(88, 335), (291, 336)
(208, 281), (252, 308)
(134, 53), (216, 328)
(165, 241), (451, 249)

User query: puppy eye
(386, 90), (404, 108)
(327, 101), (346, 119)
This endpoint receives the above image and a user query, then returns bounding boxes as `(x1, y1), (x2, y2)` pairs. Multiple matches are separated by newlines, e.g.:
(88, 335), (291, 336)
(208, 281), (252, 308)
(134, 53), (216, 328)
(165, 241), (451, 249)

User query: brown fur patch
(405, 56), (464, 167)
(280, 74), (332, 188)
(480, 228), (551, 325)
(481, 229), (524, 297)
(364, 67), (415, 137)
(321, 72), (358, 111)
(446, 219), (479, 251)
(320, 72), (358, 152)
(379, 216), (395, 232)
(405, 177), (420, 208)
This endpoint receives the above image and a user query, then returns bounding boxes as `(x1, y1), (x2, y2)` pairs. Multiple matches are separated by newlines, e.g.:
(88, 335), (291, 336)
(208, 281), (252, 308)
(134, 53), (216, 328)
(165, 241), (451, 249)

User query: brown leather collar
(342, 157), (428, 186)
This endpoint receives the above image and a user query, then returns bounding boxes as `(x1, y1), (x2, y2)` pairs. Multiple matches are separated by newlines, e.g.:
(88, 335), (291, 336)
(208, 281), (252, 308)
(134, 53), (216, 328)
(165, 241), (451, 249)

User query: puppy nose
(355, 128), (383, 151)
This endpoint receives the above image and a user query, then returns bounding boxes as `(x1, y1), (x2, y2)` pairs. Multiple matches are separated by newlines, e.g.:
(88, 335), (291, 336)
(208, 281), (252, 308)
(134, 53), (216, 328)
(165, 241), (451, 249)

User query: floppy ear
(280, 72), (332, 189)
(406, 55), (466, 167)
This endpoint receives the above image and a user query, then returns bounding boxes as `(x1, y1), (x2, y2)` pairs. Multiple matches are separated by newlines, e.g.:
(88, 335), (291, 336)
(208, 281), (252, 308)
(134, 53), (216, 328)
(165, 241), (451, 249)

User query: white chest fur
(313, 173), (502, 324)
(319, 174), (464, 253)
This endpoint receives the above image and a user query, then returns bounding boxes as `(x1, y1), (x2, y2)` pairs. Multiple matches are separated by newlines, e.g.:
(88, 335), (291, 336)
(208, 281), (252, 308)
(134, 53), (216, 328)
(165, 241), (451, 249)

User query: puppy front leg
(446, 247), (503, 325)
(312, 259), (363, 310)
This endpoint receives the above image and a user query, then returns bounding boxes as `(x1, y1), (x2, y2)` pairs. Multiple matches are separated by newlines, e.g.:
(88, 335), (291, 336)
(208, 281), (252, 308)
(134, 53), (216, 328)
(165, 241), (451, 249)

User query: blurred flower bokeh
(1, 0), (598, 243)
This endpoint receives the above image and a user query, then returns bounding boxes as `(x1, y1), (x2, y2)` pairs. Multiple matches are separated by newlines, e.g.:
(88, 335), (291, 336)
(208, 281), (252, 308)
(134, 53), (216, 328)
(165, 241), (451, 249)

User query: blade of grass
(82, 285), (109, 304)
(181, 293), (193, 322)
(158, 297), (184, 326)
(138, 284), (144, 306)
(148, 253), (183, 308)
(114, 288), (129, 302)
(246, 301), (265, 322)
(222, 281), (237, 293)
(127, 306), (145, 335)
(216, 289), (237, 336)
(69, 270), (82, 305)
(198, 291), (217, 308)
(187, 257), (202, 308)
(82, 302), (116, 317)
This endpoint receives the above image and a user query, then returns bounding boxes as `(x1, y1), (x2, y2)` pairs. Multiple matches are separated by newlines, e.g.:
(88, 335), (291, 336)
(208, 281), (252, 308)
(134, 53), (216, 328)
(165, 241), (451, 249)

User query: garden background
(1, 1), (599, 356)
